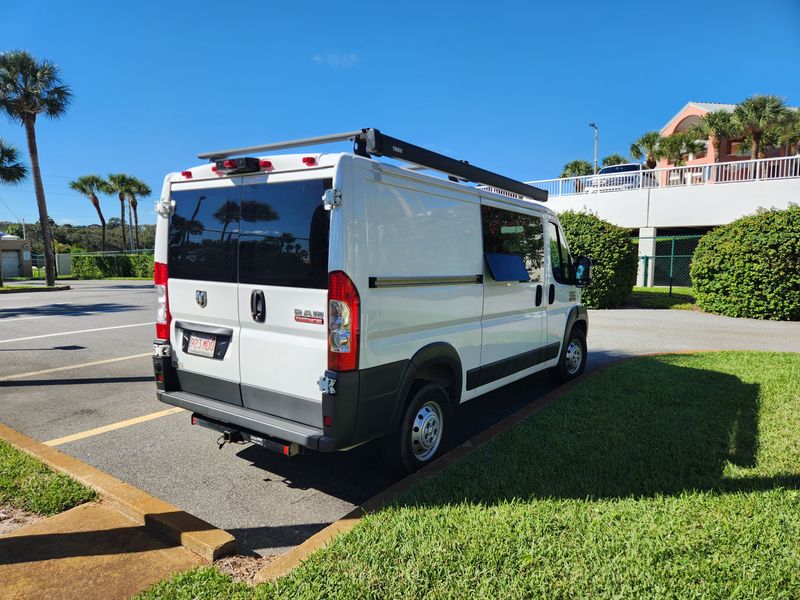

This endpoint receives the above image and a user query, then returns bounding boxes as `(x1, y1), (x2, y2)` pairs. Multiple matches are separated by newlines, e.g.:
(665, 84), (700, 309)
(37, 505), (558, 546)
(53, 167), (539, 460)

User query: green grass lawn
(629, 286), (697, 310)
(0, 439), (96, 515)
(139, 352), (800, 599)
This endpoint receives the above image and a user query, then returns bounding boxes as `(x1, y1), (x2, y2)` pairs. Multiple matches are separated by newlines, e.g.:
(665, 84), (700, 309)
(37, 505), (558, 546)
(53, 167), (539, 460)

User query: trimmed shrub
(71, 254), (154, 279)
(690, 205), (800, 320)
(559, 211), (638, 309)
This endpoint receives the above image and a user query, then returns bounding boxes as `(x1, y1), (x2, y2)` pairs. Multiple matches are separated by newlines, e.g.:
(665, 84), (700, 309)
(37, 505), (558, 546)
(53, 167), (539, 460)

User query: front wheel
(551, 328), (587, 383)
(381, 382), (451, 475)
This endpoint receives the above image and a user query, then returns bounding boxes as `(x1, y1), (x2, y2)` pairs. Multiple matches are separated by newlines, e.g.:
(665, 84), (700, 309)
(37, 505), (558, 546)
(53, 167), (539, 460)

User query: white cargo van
(153, 129), (591, 473)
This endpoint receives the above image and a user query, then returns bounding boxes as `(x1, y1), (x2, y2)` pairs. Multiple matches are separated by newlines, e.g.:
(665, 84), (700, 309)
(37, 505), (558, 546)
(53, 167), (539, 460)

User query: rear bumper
(156, 389), (333, 450)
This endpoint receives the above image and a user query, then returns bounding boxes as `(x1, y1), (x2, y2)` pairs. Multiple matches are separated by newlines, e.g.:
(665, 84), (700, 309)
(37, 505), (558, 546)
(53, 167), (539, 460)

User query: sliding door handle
(548, 284), (555, 305)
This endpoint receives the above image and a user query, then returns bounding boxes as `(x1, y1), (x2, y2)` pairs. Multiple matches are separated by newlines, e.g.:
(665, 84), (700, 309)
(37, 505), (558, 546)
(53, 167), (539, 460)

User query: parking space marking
(0, 322), (153, 344)
(0, 352), (151, 382)
(43, 407), (185, 447)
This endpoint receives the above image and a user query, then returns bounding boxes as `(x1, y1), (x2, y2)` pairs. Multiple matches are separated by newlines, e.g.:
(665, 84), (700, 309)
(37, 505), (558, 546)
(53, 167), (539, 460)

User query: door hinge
(317, 374), (337, 395)
(322, 188), (342, 210)
(155, 198), (175, 217)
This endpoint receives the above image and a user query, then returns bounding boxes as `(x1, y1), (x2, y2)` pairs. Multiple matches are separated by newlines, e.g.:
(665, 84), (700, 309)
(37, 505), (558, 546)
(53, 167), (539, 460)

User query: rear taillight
(154, 261), (171, 340)
(327, 271), (360, 371)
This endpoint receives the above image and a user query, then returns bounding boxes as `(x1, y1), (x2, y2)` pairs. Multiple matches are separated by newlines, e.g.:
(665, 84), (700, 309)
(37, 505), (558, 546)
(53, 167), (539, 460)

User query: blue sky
(1, 0), (798, 226)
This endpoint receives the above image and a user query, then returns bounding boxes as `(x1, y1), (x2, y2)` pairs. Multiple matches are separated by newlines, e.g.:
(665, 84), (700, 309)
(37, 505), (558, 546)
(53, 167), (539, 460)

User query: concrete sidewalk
(0, 501), (203, 600)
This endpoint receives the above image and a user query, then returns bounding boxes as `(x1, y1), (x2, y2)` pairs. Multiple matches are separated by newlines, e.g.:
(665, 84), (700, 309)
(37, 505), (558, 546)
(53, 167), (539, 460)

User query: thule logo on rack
(196, 290), (207, 308)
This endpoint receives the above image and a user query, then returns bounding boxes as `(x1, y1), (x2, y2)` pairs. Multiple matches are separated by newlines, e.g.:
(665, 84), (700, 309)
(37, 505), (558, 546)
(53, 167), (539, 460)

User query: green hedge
(559, 211), (638, 309)
(71, 254), (154, 279)
(690, 205), (800, 320)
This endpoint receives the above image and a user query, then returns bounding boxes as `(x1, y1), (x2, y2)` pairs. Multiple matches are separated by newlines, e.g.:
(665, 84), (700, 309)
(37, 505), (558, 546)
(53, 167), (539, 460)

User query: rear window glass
(239, 179), (331, 289)
(168, 186), (240, 282)
(168, 179), (331, 287)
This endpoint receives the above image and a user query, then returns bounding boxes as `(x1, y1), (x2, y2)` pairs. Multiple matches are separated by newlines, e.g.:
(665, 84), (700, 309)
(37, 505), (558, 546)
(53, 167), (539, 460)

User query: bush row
(71, 254), (154, 279)
(559, 211), (638, 309)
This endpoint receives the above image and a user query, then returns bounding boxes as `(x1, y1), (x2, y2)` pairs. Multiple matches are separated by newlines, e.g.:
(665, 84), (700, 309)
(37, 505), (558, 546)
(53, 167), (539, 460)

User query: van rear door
(168, 177), (243, 405)
(237, 176), (331, 428)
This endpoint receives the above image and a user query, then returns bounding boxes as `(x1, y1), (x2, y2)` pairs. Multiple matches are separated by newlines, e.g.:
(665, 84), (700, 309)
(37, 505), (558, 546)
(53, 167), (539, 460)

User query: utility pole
(588, 123), (599, 174)
(21, 218), (26, 240)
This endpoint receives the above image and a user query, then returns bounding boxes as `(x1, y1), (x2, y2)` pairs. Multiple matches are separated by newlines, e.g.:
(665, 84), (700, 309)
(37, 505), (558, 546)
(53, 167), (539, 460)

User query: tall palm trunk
(23, 118), (56, 286)
(118, 192), (127, 251)
(751, 134), (761, 160)
(130, 197), (140, 249)
(91, 193), (106, 251)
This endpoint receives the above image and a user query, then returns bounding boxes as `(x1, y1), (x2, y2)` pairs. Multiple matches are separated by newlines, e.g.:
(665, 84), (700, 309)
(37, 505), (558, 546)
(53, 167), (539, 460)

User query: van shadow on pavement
(399, 358), (797, 507)
(0, 302), (141, 319)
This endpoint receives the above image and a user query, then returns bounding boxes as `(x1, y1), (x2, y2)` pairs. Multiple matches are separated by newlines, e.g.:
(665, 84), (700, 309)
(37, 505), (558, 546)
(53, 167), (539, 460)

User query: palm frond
(0, 138), (28, 184)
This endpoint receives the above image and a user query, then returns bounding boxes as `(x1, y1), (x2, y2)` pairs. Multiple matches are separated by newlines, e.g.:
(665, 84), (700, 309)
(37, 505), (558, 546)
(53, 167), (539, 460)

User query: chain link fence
(635, 235), (702, 292)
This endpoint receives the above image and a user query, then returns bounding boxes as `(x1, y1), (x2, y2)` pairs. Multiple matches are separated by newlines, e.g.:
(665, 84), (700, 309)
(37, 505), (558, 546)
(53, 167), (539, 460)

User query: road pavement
(2, 281), (799, 555)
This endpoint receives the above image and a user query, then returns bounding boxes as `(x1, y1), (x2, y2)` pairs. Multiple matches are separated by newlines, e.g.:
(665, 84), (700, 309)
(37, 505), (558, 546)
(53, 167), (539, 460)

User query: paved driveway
(1, 281), (798, 556)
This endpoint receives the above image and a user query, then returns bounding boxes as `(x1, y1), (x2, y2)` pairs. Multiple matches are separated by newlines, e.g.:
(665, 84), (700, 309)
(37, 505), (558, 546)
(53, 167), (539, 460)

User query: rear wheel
(381, 382), (451, 475)
(551, 327), (587, 383)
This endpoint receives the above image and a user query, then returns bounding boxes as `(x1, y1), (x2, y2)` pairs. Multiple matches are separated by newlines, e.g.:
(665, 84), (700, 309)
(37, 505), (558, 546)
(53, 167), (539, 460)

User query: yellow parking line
(0, 353), (151, 382)
(43, 407), (185, 447)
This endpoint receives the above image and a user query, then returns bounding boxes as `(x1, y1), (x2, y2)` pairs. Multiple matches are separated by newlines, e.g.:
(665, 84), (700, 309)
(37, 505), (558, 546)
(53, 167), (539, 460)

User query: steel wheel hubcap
(565, 339), (583, 375)
(410, 401), (443, 461)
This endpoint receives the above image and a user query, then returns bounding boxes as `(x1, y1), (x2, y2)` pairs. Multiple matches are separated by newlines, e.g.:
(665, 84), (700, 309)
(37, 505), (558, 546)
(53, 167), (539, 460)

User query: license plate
(187, 333), (217, 358)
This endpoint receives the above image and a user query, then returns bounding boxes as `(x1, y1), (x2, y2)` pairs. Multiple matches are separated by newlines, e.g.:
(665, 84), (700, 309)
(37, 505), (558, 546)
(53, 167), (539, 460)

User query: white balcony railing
(527, 155), (800, 198)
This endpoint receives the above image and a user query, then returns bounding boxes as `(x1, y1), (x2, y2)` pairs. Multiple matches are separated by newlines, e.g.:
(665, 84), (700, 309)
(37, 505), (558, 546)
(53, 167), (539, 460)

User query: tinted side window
(168, 186), (240, 282)
(481, 205), (545, 282)
(547, 221), (572, 284)
(239, 179), (331, 289)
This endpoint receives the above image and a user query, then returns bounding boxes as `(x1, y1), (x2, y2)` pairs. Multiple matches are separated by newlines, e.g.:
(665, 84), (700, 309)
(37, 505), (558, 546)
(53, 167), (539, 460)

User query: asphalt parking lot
(2, 281), (799, 556)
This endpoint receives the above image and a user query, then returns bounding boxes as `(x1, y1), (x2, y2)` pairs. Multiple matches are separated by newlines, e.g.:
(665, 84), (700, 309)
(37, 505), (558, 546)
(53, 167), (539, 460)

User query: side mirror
(573, 256), (592, 288)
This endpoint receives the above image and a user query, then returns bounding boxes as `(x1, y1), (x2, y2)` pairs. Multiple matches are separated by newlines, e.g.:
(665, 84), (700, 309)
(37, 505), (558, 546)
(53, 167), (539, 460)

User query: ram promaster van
(153, 129), (591, 473)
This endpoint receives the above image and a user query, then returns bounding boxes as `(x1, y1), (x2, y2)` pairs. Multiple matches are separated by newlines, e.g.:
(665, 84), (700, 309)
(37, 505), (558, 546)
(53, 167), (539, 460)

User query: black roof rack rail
(198, 128), (547, 202)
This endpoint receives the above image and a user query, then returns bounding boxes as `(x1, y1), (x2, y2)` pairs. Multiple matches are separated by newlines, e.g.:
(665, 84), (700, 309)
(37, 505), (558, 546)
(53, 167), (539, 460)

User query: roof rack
(198, 128), (547, 202)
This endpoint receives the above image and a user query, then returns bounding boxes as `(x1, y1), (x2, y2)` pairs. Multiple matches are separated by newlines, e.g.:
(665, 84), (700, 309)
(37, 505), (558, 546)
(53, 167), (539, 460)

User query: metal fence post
(669, 237), (675, 296)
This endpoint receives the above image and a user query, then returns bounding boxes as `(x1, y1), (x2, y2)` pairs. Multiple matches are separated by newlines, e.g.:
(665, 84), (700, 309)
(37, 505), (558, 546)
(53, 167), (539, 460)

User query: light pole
(588, 123), (598, 174)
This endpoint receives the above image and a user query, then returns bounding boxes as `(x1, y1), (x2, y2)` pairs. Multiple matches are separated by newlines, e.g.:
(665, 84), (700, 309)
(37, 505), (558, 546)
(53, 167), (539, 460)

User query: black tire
(551, 327), (587, 383)
(380, 382), (451, 475)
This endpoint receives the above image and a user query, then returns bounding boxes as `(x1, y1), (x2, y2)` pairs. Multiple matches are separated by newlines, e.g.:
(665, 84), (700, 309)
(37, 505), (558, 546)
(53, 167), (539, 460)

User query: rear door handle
(535, 284), (543, 307)
(250, 289), (266, 323)
(548, 284), (555, 305)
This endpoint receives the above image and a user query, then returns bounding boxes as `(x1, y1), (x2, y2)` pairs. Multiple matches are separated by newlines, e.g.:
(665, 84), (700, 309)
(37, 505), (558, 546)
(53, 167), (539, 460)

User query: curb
(254, 357), (626, 584)
(0, 421), (236, 562)
(0, 285), (71, 294)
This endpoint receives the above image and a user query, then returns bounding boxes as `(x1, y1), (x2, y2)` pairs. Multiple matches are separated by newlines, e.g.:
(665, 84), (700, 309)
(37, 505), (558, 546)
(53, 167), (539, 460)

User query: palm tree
(630, 131), (662, 169)
(0, 51), (72, 287)
(560, 160), (594, 178)
(601, 153), (628, 167)
(126, 178), (151, 250)
(659, 133), (703, 167)
(778, 110), (800, 155)
(689, 110), (740, 163)
(103, 174), (135, 251)
(69, 175), (108, 251)
(0, 139), (28, 288)
(733, 95), (789, 160)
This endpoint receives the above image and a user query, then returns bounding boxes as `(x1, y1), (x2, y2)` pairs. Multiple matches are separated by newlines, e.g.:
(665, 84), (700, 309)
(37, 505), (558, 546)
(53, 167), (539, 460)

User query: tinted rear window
(239, 180), (330, 289)
(599, 164), (640, 174)
(168, 179), (330, 287)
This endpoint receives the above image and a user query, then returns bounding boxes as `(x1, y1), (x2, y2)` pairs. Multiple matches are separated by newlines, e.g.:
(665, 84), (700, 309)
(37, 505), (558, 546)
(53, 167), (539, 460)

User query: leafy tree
(778, 110), (800, 155)
(107, 217), (121, 228)
(69, 175), (108, 251)
(126, 177), (151, 250)
(601, 154), (628, 167)
(658, 133), (703, 167)
(560, 160), (594, 178)
(689, 110), (740, 163)
(0, 50), (72, 286)
(733, 95), (789, 159)
(629, 131), (662, 169)
(103, 173), (135, 251)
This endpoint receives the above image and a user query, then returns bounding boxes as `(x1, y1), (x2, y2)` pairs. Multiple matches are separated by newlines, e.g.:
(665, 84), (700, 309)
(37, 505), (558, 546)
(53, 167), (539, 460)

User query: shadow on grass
(403, 358), (784, 505)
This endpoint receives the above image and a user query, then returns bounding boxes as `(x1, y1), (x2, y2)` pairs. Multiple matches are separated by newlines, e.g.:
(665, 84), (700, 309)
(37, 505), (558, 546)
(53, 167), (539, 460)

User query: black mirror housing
(573, 256), (592, 288)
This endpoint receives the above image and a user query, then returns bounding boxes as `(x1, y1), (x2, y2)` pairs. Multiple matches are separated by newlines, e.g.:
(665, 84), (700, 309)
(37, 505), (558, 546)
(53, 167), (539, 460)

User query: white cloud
(312, 52), (359, 70)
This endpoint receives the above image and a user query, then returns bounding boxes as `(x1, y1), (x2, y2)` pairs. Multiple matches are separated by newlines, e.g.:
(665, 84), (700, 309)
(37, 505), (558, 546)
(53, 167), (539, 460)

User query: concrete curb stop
(0, 285), (71, 294)
(0, 422), (236, 562)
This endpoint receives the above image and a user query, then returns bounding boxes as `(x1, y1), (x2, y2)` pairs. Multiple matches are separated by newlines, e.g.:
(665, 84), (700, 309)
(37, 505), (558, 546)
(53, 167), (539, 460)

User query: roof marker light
(259, 160), (273, 169)
(302, 156), (317, 166)
(181, 171), (192, 179)
(223, 159), (236, 168)
(211, 165), (217, 172)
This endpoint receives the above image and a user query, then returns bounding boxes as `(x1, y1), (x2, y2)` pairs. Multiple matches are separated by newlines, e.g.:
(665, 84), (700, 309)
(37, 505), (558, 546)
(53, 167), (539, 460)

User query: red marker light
(323, 415), (332, 427)
(211, 165), (217, 172)
(181, 171), (192, 179)
(302, 156), (317, 166)
(259, 160), (273, 169)
(223, 159), (236, 168)
(155, 373), (164, 382)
